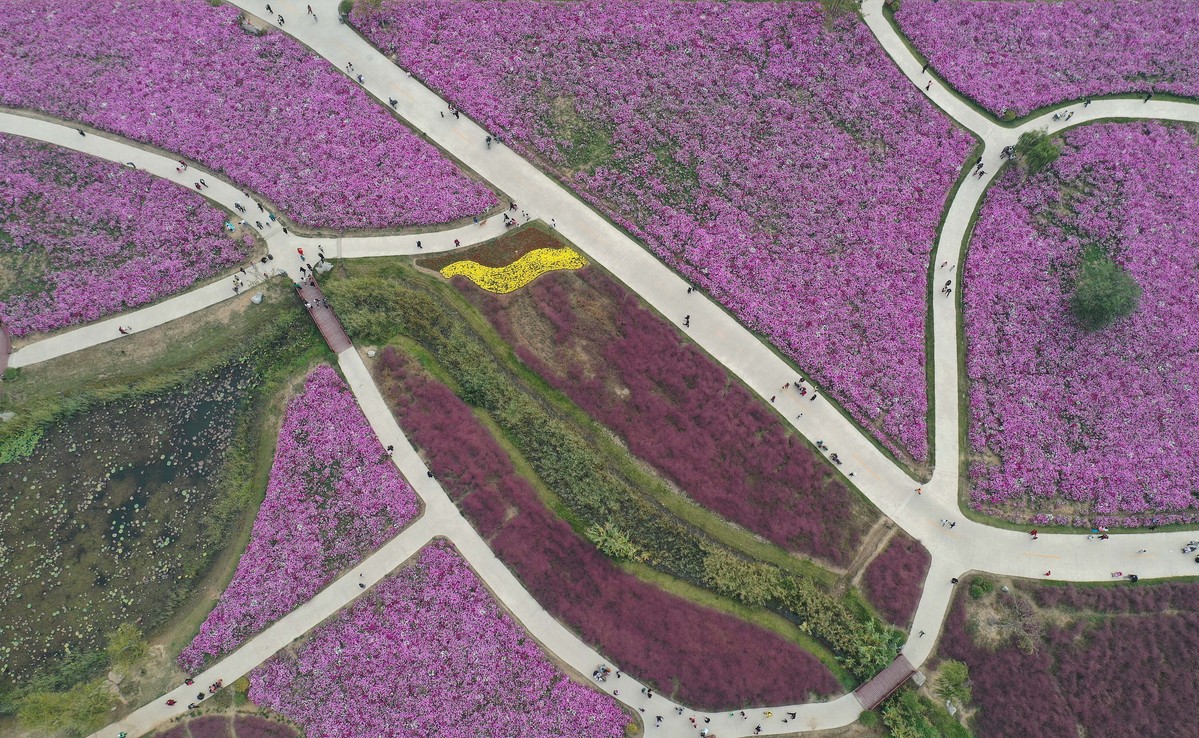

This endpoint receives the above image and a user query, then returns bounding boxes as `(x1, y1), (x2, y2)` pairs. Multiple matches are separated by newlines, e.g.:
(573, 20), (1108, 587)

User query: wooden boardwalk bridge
(296, 279), (351, 353)
(853, 655), (916, 710)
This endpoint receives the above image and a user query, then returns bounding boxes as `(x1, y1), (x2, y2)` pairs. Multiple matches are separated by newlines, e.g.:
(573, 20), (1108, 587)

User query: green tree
(1070, 248), (1141, 331)
(934, 659), (973, 707)
(1015, 129), (1062, 176)
(881, 689), (936, 738)
(105, 623), (147, 668)
(849, 618), (905, 676)
(968, 576), (993, 600)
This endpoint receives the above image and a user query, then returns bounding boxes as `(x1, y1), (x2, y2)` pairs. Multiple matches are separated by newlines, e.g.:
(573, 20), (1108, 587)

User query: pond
(0, 362), (254, 685)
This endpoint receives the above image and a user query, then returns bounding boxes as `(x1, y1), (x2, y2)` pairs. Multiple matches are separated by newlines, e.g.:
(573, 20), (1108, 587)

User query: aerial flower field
(249, 541), (629, 738)
(0, 0), (496, 230)
(0, 135), (249, 336)
(155, 715), (297, 738)
(938, 577), (1199, 737)
(895, 0), (1199, 117)
(354, 0), (976, 462)
(179, 365), (419, 671)
(964, 122), (1199, 526)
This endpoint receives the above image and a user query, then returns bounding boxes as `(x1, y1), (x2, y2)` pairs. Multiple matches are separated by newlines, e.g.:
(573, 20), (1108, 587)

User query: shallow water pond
(0, 363), (254, 684)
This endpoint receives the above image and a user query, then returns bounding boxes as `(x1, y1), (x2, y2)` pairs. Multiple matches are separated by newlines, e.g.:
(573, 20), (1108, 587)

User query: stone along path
(46, 0), (1199, 735)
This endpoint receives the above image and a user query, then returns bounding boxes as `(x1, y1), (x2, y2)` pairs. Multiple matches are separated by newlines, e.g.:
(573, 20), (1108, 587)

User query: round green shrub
(1070, 249), (1141, 331)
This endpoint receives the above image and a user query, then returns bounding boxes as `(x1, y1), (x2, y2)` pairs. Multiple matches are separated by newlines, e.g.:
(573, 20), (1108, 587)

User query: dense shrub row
(461, 266), (870, 566)
(860, 533), (931, 629)
(939, 579), (1199, 737)
(377, 350), (836, 708)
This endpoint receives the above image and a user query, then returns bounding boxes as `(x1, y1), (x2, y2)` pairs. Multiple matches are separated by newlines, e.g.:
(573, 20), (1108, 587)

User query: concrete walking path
(92, 515), (441, 738)
(338, 348), (863, 738)
(8, 273), (267, 369)
(231, 0), (922, 508)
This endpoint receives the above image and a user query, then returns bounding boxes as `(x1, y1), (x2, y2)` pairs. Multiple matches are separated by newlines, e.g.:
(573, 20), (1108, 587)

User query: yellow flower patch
(439, 247), (587, 294)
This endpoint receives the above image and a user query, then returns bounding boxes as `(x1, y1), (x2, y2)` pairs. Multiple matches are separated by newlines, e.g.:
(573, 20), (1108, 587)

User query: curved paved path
(46, 0), (1199, 735)
(0, 110), (512, 368)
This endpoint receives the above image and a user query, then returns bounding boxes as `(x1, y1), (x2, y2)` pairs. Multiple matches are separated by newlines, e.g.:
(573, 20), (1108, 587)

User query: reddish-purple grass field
(181, 715), (232, 738)
(154, 715), (296, 738)
(374, 346), (842, 709)
(860, 533), (929, 630)
(939, 578), (1199, 737)
(453, 265), (873, 567)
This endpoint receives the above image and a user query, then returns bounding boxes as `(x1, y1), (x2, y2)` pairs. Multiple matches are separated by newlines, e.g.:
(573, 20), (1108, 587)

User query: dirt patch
(419, 223), (570, 271)
(842, 519), (896, 590)
(967, 580), (1048, 653)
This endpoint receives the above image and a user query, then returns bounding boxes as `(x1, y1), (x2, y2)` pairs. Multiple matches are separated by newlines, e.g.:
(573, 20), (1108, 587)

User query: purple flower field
(249, 541), (629, 738)
(0, 135), (249, 336)
(179, 365), (419, 671)
(895, 0), (1199, 117)
(0, 0), (495, 230)
(965, 122), (1199, 526)
(354, 0), (975, 462)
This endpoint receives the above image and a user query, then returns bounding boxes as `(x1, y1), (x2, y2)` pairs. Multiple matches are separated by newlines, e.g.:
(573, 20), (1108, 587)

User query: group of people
(161, 676), (224, 711)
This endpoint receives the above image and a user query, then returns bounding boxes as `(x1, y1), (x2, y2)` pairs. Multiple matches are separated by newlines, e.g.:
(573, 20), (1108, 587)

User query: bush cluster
(881, 687), (970, 738)
(1069, 248), (1142, 331)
